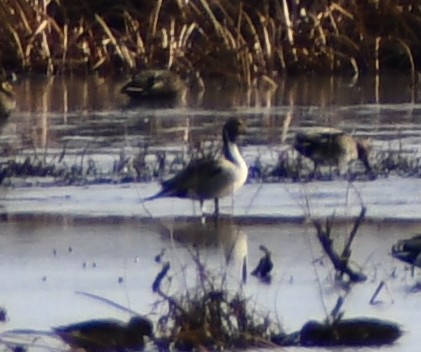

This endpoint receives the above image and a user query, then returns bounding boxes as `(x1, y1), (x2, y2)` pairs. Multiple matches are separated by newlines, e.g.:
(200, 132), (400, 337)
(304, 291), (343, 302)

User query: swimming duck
(144, 117), (248, 218)
(391, 234), (421, 267)
(299, 318), (401, 347)
(53, 316), (153, 352)
(294, 127), (372, 176)
(0, 81), (16, 119)
(121, 69), (186, 100)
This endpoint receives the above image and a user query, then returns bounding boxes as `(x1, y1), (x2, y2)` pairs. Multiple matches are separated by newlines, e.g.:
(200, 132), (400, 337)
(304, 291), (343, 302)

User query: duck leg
(311, 161), (319, 179)
(211, 198), (220, 226)
(214, 198), (219, 219)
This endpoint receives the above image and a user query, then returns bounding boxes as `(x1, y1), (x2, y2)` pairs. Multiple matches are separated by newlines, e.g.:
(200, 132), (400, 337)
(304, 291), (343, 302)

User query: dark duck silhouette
(144, 117), (248, 218)
(391, 234), (421, 267)
(121, 69), (186, 100)
(53, 316), (153, 352)
(294, 127), (372, 176)
(299, 318), (401, 347)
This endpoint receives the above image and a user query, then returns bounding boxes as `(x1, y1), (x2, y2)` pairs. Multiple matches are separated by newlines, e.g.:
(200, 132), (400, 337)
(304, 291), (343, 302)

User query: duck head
(223, 118), (246, 144)
(127, 316), (154, 338)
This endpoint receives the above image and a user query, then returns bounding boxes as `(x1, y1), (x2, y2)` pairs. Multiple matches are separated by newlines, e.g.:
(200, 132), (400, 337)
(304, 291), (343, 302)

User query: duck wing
(159, 158), (227, 199)
(295, 129), (350, 161)
(54, 319), (126, 351)
(296, 129), (344, 147)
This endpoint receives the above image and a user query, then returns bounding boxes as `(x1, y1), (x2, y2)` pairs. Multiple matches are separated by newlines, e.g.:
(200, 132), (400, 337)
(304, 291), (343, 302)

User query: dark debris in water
(251, 245), (273, 283)
(0, 307), (8, 322)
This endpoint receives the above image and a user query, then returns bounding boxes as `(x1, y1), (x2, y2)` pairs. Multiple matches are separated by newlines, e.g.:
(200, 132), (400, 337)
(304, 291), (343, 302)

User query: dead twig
(341, 206), (367, 260)
(313, 208), (367, 283)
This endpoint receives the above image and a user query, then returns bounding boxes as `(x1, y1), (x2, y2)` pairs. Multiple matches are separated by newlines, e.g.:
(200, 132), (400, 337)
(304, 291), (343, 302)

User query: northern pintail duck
(144, 117), (248, 218)
(54, 316), (153, 352)
(294, 127), (372, 176)
(0, 81), (16, 119)
(121, 69), (186, 100)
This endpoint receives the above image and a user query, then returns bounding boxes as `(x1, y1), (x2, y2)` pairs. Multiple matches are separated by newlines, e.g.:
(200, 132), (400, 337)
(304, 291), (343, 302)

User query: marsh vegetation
(0, 3), (418, 347)
(0, 1), (420, 84)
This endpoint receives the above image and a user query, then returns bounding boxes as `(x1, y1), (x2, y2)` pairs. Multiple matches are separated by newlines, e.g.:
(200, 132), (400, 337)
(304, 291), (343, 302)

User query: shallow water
(1, 74), (421, 351)
(0, 217), (420, 351)
(1, 74), (421, 189)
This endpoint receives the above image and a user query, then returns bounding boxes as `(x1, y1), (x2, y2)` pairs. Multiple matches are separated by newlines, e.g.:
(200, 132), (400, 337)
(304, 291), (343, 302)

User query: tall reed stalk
(0, 0), (419, 84)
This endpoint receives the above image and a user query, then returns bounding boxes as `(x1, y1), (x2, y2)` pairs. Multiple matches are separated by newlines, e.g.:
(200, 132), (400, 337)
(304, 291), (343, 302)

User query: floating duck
(294, 128), (372, 176)
(391, 234), (421, 267)
(53, 316), (153, 352)
(299, 318), (401, 347)
(144, 118), (248, 219)
(121, 69), (186, 100)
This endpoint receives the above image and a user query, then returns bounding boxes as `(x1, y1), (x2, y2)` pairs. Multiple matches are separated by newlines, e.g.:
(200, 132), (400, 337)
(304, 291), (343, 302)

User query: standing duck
(294, 127), (372, 176)
(144, 117), (248, 218)
(121, 69), (186, 100)
(0, 81), (16, 119)
(53, 316), (153, 352)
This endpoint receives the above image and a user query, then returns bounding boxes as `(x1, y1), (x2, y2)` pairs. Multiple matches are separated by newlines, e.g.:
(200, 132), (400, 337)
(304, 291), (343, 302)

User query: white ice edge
(1, 177), (421, 220)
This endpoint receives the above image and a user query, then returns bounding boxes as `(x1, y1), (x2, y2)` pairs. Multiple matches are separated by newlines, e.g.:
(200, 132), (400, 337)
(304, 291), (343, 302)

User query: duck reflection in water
(158, 219), (248, 284)
(294, 127), (372, 178)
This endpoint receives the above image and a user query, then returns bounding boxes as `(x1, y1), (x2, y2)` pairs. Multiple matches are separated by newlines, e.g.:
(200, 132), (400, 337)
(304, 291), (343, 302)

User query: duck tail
(141, 192), (162, 203)
(141, 185), (177, 202)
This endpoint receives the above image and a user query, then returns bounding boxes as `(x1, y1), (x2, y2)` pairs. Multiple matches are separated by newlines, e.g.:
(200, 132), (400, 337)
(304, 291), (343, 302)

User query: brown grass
(0, 1), (420, 83)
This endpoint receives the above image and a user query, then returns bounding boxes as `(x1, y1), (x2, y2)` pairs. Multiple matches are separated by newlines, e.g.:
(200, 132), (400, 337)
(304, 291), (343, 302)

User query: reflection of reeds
(0, 1), (420, 81)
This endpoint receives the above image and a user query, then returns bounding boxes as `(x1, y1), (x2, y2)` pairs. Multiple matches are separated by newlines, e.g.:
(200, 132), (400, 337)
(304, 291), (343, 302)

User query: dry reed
(0, 1), (419, 84)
